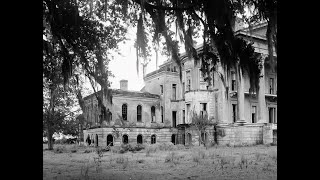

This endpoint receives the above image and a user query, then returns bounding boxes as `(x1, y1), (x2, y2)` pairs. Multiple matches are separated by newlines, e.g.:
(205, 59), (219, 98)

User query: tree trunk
(47, 127), (54, 150)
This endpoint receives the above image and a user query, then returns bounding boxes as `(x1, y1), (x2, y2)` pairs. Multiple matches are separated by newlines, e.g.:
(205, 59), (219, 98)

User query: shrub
(137, 159), (145, 164)
(192, 153), (200, 165)
(165, 151), (177, 163)
(158, 142), (175, 151)
(115, 156), (125, 164)
(239, 154), (248, 169)
(111, 146), (122, 153)
(54, 145), (66, 153)
(198, 150), (206, 159)
(220, 157), (229, 170)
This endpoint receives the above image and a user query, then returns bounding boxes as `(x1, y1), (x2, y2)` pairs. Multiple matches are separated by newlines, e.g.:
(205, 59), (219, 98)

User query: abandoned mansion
(82, 21), (277, 147)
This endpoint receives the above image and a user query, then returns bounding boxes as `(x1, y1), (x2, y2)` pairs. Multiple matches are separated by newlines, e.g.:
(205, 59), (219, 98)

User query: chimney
(120, 80), (128, 91)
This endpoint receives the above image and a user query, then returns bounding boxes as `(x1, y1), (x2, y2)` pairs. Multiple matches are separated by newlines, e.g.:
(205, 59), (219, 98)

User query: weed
(80, 162), (90, 180)
(137, 159), (145, 164)
(220, 157), (229, 170)
(270, 151), (277, 162)
(198, 150), (206, 159)
(165, 151), (178, 165)
(122, 157), (129, 170)
(239, 154), (248, 169)
(116, 156), (125, 164)
(255, 153), (262, 162)
(54, 145), (66, 153)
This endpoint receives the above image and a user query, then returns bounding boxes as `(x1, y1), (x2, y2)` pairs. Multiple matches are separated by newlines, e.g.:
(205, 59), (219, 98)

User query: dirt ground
(43, 143), (277, 180)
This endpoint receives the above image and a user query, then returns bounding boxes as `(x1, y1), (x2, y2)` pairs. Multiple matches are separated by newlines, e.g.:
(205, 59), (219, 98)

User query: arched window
(107, 134), (113, 146)
(122, 104), (127, 120)
(137, 105), (142, 122)
(137, 134), (143, 144)
(109, 112), (112, 121)
(122, 134), (129, 144)
(151, 106), (155, 122)
(171, 134), (176, 145)
(151, 134), (156, 144)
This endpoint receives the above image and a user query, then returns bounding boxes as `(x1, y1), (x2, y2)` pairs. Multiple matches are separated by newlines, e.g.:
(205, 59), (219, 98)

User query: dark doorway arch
(86, 134), (91, 145)
(107, 134), (113, 146)
(171, 134), (176, 145)
(95, 134), (99, 147)
(137, 134), (143, 144)
(123, 134), (129, 144)
(151, 134), (156, 144)
(187, 133), (192, 145)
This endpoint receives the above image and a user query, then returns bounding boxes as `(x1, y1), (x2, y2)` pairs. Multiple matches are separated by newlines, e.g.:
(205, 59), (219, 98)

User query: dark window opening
(269, 107), (276, 123)
(95, 134), (98, 147)
(252, 106), (256, 123)
(161, 106), (164, 123)
(151, 134), (156, 144)
(160, 85), (163, 94)
(231, 72), (236, 91)
(172, 111), (177, 127)
(171, 134), (176, 145)
(122, 104), (127, 120)
(269, 78), (274, 94)
(137, 134), (143, 144)
(137, 105), (142, 122)
(107, 134), (113, 146)
(151, 106), (156, 122)
(183, 110), (185, 124)
(200, 103), (207, 118)
(122, 134), (128, 144)
(232, 104), (237, 123)
(172, 84), (176, 100)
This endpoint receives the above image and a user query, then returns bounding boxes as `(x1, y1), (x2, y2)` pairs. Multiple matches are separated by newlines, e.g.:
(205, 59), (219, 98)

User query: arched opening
(95, 134), (99, 147)
(201, 132), (208, 145)
(91, 134), (94, 144)
(151, 106), (155, 122)
(171, 134), (176, 145)
(182, 134), (185, 145)
(137, 105), (142, 122)
(122, 134), (129, 144)
(107, 134), (113, 146)
(86, 134), (91, 145)
(122, 104), (127, 120)
(151, 134), (156, 144)
(187, 133), (192, 145)
(137, 134), (143, 144)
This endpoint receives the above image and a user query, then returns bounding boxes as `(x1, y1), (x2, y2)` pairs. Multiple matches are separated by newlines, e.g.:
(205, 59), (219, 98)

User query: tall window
(151, 134), (156, 144)
(122, 134), (128, 144)
(199, 69), (204, 82)
(172, 84), (176, 100)
(122, 104), (127, 120)
(252, 106), (257, 123)
(232, 104), (237, 122)
(269, 78), (274, 94)
(186, 104), (191, 123)
(200, 103), (207, 118)
(161, 106), (164, 123)
(186, 70), (191, 91)
(151, 106), (156, 122)
(137, 105), (142, 122)
(160, 85), (163, 94)
(183, 110), (185, 124)
(269, 107), (276, 123)
(231, 71), (236, 91)
(182, 82), (185, 99)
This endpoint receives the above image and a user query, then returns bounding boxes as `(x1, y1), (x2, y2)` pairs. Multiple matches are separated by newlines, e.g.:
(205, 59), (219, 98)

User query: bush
(158, 142), (175, 151)
(54, 145), (66, 153)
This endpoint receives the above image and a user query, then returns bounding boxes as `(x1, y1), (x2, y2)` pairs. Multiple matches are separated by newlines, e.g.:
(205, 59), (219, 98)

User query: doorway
(107, 134), (113, 146)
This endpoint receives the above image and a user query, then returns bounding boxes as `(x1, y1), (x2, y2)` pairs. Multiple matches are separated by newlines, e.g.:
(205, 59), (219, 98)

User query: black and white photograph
(43, 0), (277, 179)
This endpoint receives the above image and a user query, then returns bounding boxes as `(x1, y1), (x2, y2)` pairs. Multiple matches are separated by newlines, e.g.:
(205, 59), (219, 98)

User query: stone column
(217, 64), (229, 124)
(257, 56), (268, 123)
(236, 66), (246, 124)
